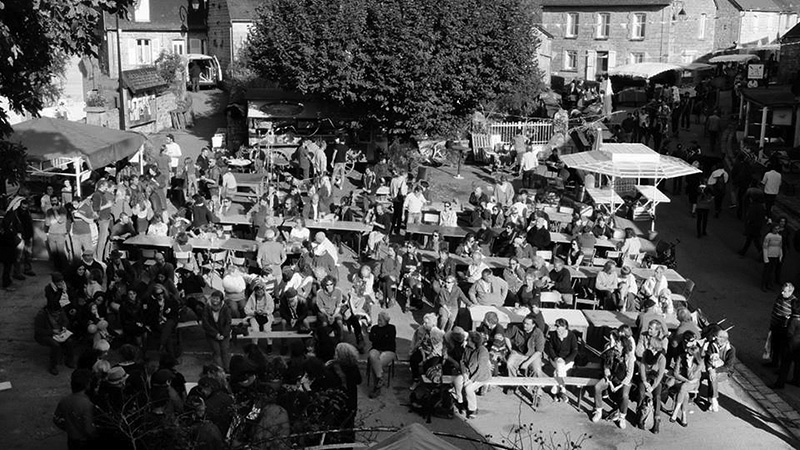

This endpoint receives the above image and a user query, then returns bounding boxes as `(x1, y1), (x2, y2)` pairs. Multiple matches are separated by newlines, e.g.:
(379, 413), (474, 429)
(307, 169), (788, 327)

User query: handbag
(762, 330), (773, 361)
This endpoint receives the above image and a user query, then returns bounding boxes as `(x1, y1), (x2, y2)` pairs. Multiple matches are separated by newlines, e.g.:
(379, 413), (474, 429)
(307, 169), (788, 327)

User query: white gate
(488, 120), (554, 145)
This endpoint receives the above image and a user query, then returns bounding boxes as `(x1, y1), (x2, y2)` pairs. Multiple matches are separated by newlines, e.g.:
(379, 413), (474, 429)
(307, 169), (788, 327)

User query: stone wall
(668, 0), (718, 63)
(715, 0), (741, 53)
(207, 0), (233, 74)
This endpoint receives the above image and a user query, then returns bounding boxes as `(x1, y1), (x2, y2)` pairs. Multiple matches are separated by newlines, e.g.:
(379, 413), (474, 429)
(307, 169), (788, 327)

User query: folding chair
(365, 357), (397, 388)
(141, 249), (158, 266)
(573, 297), (599, 310)
(540, 291), (562, 308)
(605, 251), (622, 265)
(174, 251), (191, 267)
(229, 255), (246, 267)
(671, 279), (696, 309)
(205, 250), (229, 274)
(580, 247), (596, 266)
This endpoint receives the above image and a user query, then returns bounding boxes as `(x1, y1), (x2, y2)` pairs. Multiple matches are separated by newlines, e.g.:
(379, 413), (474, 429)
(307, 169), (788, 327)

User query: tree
(0, 0), (135, 136)
(245, 0), (544, 139)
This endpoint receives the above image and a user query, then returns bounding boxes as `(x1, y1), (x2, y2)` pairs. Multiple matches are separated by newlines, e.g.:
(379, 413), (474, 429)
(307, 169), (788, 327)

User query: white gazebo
(560, 141), (701, 230)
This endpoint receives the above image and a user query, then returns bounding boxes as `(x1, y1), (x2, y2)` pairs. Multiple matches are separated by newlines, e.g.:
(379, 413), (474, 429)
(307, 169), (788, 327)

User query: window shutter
(586, 50), (597, 80)
(127, 38), (137, 67)
(608, 51), (617, 70)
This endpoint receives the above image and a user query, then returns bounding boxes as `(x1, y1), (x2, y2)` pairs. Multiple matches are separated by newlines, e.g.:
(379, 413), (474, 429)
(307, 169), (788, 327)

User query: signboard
(773, 108), (792, 126)
(748, 64), (764, 80)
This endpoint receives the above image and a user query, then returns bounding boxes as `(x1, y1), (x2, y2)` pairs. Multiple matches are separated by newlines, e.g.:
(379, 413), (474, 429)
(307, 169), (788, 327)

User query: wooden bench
(426, 375), (600, 410)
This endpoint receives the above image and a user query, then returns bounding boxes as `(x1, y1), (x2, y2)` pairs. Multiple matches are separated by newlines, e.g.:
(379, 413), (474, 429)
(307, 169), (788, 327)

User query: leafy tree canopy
(246, 0), (544, 139)
(0, 0), (134, 136)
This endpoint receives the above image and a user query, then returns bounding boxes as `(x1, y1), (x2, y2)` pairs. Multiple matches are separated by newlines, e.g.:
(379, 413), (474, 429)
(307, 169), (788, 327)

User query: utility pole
(116, 13), (126, 130)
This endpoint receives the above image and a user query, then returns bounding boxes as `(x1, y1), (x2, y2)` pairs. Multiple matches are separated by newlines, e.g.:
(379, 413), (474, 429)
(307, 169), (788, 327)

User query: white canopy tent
(560, 142), (701, 230)
(608, 62), (683, 79)
(708, 54), (759, 64)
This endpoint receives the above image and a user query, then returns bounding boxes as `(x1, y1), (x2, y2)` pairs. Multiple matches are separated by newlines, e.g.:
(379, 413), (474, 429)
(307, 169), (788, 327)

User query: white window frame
(172, 40), (185, 55)
(596, 13), (611, 39)
(698, 13), (707, 40)
(630, 52), (645, 64)
(564, 50), (577, 71)
(136, 39), (152, 65)
(566, 13), (579, 38)
(134, 0), (150, 23)
(631, 13), (646, 40)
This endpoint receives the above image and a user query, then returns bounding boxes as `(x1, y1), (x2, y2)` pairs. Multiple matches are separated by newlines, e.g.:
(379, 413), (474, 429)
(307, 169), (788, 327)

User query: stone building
(207, 0), (260, 74)
(541, 0), (719, 82)
(778, 22), (800, 83)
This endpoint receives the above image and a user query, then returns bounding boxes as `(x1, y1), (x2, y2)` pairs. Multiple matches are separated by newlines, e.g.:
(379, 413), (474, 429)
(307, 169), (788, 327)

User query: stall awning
(121, 68), (168, 94)
(608, 63), (682, 79)
(741, 86), (799, 108)
(681, 62), (714, 71)
(560, 143), (702, 179)
(636, 185), (671, 203)
(369, 423), (461, 450)
(708, 54), (759, 64)
(9, 117), (146, 169)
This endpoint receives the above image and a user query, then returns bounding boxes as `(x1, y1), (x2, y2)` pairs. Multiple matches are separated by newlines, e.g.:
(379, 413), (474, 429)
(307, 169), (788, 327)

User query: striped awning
(560, 144), (701, 179)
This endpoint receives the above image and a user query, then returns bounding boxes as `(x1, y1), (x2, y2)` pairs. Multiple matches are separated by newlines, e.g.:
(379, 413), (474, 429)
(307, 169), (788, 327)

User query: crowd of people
(0, 110), (757, 448)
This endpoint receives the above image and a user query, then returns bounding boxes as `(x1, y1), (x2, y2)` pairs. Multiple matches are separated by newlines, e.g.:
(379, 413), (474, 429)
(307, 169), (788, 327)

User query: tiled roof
(784, 22), (800, 39)
(541, 0), (671, 6)
(228, 0), (263, 21)
(122, 68), (168, 94)
(732, 0), (784, 11)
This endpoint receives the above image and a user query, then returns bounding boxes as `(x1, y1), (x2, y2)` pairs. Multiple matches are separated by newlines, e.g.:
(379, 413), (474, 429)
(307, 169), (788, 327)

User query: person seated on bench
(437, 275), (472, 332)
(638, 333), (667, 434)
(636, 299), (669, 340)
(243, 281), (274, 349)
(409, 313), (442, 387)
(594, 261), (618, 310)
(505, 314), (545, 379)
(453, 331), (492, 419)
(468, 268), (509, 307)
(704, 328), (735, 412)
(592, 328), (635, 429)
(545, 318), (579, 402)
(665, 330), (704, 427)
(547, 258), (574, 306)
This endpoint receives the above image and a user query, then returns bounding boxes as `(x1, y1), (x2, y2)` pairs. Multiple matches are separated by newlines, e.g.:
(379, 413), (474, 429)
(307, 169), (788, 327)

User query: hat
(151, 369), (174, 387)
(82, 248), (95, 257)
(450, 327), (466, 344)
(106, 367), (129, 386)
(621, 266), (632, 275)
(110, 249), (122, 259)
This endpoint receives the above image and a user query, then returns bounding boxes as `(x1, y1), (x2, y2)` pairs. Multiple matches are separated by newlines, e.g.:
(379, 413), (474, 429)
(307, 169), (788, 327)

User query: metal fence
(489, 120), (554, 145)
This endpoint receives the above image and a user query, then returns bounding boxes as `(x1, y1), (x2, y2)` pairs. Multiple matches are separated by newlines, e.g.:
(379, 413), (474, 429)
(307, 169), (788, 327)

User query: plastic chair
(671, 279), (696, 308)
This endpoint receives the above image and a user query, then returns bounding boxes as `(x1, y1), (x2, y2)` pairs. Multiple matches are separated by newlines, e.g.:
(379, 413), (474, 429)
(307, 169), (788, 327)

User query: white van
(186, 54), (222, 89)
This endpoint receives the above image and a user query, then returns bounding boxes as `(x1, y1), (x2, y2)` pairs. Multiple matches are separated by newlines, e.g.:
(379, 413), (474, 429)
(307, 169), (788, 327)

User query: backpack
(636, 394), (655, 430)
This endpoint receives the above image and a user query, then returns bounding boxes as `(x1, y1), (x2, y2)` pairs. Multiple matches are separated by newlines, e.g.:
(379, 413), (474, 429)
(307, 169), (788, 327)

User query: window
(134, 0), (150, 22)
(596, 13), (611, 39)
(172, 40), (185, 55)
(189, 38), (206, 54)
(630, 52), (645, 64)
(136, 39), (152, 65)
(631, 13), (646, 40)
(698, 13), (707, 40)
(563, 50), (577, 71)
(566, 13), (579, 38)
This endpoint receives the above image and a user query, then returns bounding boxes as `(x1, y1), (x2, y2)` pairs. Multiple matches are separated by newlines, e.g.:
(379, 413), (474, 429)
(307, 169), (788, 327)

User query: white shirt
(314, 237), (339, 264)
(762, 170), (782, 195)
(520, 151), (539, 171)
(164, 142), (182, 168)
(222, 172), (237, 191)
(290, 227), (310, 242)
(404, 192), (427, 213)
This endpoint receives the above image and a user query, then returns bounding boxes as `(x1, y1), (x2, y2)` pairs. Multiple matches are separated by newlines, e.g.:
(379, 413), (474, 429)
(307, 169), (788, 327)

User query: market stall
(560, 141), (701, 231)
(9, 117), (146, 197)
(609, 63), (683, 105)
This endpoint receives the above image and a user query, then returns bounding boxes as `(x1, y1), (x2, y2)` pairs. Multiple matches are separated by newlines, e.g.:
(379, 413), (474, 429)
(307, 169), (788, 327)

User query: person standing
(403, 186), (427, 226)
(739, 194), (767, 257)
(762, 224), (784, 292)
(767, 283), (795, 369)
(705, 109), (721, 153)
(163, 134), (182, 176)
(202, 291), (232, 372)
(53, 369), (97, 450)
(330, 135), (349, 189)
(389, 170), (408, 233)
(189, 62), (202, 93)
(519, 146), (539, 189)
(45, 198), (70, 271)
(91, 181), (114, 261)
(9, 197), (35, 278)
(731, 154), (754, 219)
(70, 196), (96, 261)
(706, 163), (729, 218)
(761, 165), (782, 218)
(695, 186), (713, 238)
(34, 295), (75, 375)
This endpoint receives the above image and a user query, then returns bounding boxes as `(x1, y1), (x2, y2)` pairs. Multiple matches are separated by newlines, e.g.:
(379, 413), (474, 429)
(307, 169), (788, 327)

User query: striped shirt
(771, 295), (794, 329)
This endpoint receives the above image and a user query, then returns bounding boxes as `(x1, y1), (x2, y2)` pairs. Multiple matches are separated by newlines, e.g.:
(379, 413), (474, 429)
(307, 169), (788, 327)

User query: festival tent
(560, 142), (701, 230)
(368, 423), (461, 450)
(8, 117), (146, 196)
(608, 63), (683, 79)
(708, 54), (759, 64)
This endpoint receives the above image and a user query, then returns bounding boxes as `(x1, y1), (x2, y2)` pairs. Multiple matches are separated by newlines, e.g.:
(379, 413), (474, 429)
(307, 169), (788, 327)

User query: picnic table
(583, 310), (680, 330)
(123, 235), (259, 253)
(282, 219), (372, 255)
(217, 213), (252, 226)
(572, 266), (686, 283)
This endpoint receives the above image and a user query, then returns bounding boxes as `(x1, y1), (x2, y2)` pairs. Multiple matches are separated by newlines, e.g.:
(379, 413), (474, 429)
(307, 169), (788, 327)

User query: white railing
(489, 120), (554, 145)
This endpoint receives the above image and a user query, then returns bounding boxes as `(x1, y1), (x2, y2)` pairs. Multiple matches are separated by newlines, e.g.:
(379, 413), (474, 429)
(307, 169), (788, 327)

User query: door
(586, 50), (597, 81)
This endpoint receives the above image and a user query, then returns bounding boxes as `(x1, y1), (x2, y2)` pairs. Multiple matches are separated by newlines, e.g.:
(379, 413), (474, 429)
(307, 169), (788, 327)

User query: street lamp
(672, 1), (687, 21)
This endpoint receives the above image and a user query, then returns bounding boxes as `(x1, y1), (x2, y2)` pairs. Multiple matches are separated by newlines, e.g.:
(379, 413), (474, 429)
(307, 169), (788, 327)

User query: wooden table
(123, 235), (259, 252)
(573, 266), (685, 283)
(417, 249), (532, 269)
(232, 173), (266, 191)
(550, 232), (617, 249)
(407, 223), (476, 239)
(583, 310), (679, 330)
(217, 213), (252, 226)
(540, 308), (590, 337)
(282, 219), (372, 255)
(468, 305), (527, 328)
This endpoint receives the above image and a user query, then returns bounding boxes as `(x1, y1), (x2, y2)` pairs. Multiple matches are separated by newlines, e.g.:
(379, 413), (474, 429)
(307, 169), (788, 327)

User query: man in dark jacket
(53, 369), (97, 449)
(190, 195), (218, 229)
(739, 195), (766, 256)
(34, 296), (75, 375)
(143, 284), (180, 358)
(505, 314), (545, 378)
(277, 288), (309, 332)
(202, 291), (232, 372)
(452, 331), (491, 417)
(11, 197), (35, 277)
